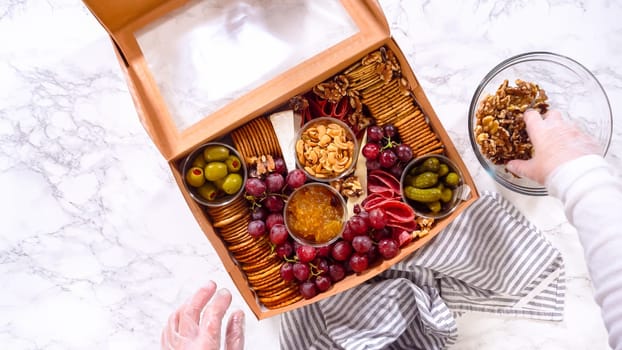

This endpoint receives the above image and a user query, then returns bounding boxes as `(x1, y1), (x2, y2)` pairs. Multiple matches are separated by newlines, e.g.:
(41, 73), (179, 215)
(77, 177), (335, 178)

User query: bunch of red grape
(245, 157), (403, 300)
(277, 204), (402, 299)
(362, 124), (413, 178)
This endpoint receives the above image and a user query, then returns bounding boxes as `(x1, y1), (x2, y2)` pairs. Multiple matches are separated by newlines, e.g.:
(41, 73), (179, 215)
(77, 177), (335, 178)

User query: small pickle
(225, 155), (242, 172)
(221, 173), (243, 195)
(414, 172), (439, 189)
(197, 183), (218, 201)
(404, 174), (417, 187)
(438, 163), (449, 177)
(204, 162), (228, 181)
(444, 172), (461, 187)
(420, 157), (440, 172)
(440, 188), (453, 203)
(427, 201), (442, 213)
(203, 145), (230, 162)
(404, 186), (442, 203)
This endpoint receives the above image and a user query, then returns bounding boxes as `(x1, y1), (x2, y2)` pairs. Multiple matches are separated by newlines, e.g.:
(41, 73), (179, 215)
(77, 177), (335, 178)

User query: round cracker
(262, 294), (304, 309)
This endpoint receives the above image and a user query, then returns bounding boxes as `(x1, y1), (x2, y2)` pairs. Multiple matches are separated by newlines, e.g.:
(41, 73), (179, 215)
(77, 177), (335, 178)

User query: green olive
(197, 183), (218, 201)
(221, 173), (243, 195)
(192, 155), (207, 168)
(185, 167), (206, 187)
(204, 162), (228, 181)
(444, 172), (461, 187)
(225, 155), (242, 173)
(203, 145), (230, 162)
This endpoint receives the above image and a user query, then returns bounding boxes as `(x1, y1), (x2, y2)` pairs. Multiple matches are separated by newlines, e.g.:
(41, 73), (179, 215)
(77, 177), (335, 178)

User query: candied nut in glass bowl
(400, 155), (465, 219)
(468, 52), (612, 196)
(181, 142), (247, 207)
(284, 182), (347, 247)
(295, 117), (358, 182)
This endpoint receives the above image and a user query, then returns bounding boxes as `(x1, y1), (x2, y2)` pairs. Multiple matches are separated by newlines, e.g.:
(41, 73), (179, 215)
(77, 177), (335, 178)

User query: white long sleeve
(547, 155), (622, 350)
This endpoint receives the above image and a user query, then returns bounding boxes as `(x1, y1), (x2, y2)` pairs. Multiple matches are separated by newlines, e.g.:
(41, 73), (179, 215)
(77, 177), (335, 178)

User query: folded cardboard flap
(83, 0), (390, 160)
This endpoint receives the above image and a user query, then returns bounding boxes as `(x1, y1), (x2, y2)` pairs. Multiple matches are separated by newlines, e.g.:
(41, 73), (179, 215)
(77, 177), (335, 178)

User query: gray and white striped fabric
(280, 191), (565, 350)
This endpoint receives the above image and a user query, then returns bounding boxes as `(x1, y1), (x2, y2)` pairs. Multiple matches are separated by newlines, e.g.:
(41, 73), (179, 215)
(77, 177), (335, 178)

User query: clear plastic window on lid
(135, 0), (359, 131)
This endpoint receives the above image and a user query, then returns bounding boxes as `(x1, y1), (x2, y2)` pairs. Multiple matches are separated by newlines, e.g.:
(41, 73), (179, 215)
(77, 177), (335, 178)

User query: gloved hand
(161, 281), (245, 350)
(506, 109), (600, 185)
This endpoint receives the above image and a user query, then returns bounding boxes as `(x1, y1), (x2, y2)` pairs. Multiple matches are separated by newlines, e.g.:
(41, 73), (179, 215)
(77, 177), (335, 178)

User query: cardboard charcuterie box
(83, 0), (479, 319)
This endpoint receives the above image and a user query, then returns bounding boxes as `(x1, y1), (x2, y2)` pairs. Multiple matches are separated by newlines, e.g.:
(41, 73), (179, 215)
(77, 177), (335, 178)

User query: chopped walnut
(313, 75), (349, 103)
(474, 79), (549, 165)
(413, 217), (435, 238)
(329, 176), (363, 199)
(246, 155), (276, 176)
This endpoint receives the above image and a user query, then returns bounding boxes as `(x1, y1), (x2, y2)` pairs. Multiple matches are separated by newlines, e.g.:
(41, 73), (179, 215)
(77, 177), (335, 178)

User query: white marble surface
(1, 0), (620, 349)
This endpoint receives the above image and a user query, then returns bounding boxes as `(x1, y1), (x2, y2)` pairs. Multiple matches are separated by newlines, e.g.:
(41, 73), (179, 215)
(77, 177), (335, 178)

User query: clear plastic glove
(161, 281), (245, 350)
(506, 109), (600, 185)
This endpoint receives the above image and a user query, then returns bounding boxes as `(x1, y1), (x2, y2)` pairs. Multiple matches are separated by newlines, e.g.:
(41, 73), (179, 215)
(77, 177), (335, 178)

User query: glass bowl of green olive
(181, 142), (247, 207)
(400, 154), (464, 219)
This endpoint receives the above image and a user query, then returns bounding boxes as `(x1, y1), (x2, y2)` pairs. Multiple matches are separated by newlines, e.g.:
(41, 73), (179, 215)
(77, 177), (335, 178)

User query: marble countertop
(1, 0), (621, 349)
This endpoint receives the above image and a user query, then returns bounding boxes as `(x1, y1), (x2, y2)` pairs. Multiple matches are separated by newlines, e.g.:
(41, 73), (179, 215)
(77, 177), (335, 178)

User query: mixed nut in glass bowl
(468, 52), (612, 196)
(181, 142), (247, 207)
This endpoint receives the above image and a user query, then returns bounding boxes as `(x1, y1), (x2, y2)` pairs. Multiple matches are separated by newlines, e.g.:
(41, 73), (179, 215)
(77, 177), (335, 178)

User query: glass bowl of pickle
(181, 142), (247, 207)
(284, 182), (347, 247)
(400, 154), (464, 219)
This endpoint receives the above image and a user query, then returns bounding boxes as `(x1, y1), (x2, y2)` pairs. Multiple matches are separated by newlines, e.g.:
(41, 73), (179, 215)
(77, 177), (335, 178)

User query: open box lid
(83, 0), (390, 160)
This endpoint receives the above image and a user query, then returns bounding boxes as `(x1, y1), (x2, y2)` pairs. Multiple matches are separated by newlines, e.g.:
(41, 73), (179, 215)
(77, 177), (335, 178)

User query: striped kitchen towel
(279, 191), (565, 350)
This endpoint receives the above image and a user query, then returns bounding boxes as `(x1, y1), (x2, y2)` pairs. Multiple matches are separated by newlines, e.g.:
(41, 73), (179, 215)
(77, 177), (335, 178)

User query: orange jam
(285, 184), (345, 244)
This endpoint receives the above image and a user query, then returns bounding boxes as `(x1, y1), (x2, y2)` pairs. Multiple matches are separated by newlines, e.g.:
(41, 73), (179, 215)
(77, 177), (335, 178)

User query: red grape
(341, 224), (356, 242)
(331, 241), (353, 261)
(265, 172), (285, 193)
(328, 263), (346, 282)
(269, 224), (289, 245)
(367, 244), (380, 264)
(313, 258), (329, 276)
(348, 215), (369, 235)
(299, 281), (318, 299)
(247, 220), (266, 238)
(280, 262), (294, 281)
(349, 253), (369, 273)
(263, 195), (284, 212)
(371, 227), (392, 241)
(362, 142), (381, 160)
(366, 159), (381, 170)
(316, 245), (332, 258)
(265, 213), (284, 231)
(293, 262), (310, 281)
(368, 208), (388, 229)
(395, 143), (413, 163)
(352, 235), (373, 253)
(378, 239), (399, 259)
(245, 178), (266, 197)
(274, 157), (287, 174)
(315, 275), (332, 292)
(379, 149), (398, 168)
(286, 169), (307, 189)
(296, 245), (317, 263)
(383, 124), (397, 138)
(390, 163), (404, 178)
(367, 125), (384, 142)
(251, 206), (268, 221)
(276, 241), (294, 258)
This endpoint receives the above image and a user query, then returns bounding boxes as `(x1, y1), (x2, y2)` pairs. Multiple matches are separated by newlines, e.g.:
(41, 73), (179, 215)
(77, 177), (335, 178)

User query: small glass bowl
(294, 117), (358, 182)
(468, 52), (612, 196)
(284, 182), (347, 247)
(400, 154), (464, 219)
(181, 142), (247, 207)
